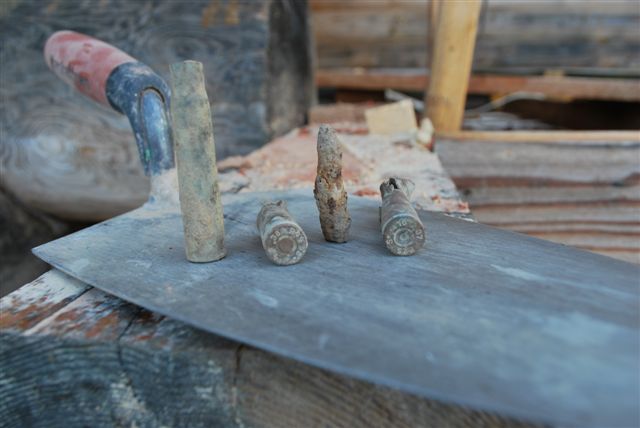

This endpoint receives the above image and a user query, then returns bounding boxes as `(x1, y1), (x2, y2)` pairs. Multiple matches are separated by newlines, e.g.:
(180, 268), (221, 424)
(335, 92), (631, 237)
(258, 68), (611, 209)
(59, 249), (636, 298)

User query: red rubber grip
(44, 30), (136, 107)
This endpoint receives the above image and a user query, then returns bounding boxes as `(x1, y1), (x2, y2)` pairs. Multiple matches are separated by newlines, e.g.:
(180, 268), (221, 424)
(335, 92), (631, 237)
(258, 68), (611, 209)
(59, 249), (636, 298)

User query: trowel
(34, 31), (639, 428)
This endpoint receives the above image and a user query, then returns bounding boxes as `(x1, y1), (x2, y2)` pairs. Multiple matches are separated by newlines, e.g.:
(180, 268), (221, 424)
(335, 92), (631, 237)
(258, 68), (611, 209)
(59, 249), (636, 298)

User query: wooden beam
(435, 130), (640, 144)
(425, 0), (482, 131)
(427, 0), (441, 71)
(315, 68), (640, 102)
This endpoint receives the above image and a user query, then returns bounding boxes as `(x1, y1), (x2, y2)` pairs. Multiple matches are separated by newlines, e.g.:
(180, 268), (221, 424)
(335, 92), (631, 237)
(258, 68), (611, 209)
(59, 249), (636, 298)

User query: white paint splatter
(491, 264), (546, 282)
(318, 333), (330, 350)
(542, 312), (619, 347)
(189, 270), (211, 282)
(194, 386), (214, 399)
(126, 259), (152, 269)
(69, 258), (90, 272)
(251, 290), (279, 308)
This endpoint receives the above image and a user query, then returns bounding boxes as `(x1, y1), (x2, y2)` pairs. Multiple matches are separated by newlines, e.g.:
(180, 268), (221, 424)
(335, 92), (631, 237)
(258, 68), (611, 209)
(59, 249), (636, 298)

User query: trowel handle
(44, 30), (136, 108)
(44, 30), (174, 176)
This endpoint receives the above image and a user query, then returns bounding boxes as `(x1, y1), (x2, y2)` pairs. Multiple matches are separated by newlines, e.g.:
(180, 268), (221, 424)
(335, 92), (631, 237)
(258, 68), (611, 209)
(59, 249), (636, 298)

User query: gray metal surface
(34, 190), (640, 427)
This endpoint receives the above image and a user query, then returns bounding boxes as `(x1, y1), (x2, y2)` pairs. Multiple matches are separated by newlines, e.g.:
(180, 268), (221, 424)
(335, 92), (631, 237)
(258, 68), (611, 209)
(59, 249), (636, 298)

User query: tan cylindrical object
(170, 60), (226, 263)
(257, 200), (308, 266)
(380, 178), (426, 256)
(314, 125), (351, 243)
(424, 0), (481, 130)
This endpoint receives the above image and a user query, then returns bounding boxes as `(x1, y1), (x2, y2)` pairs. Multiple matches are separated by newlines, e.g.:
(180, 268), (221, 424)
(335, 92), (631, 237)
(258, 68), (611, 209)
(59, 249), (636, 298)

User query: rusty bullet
(379, 177), (426, 256)
(257, 200), (308, 266)
(314, 125), (351, 243)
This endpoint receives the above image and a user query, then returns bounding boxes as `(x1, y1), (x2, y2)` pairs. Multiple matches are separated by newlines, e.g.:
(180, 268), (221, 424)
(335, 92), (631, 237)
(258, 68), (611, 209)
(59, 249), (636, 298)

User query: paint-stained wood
(219, 126), (469, 215)
(0, 0), (312, 221)
(1, 270), (542, 427)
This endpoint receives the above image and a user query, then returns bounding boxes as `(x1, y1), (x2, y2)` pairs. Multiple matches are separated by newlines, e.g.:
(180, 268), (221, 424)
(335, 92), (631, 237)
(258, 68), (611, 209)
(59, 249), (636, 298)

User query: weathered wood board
(436, 131), (640, 263)
(315, 68), (640, 103)
(0, 0), (312, 219)
(31, 190), (640, 427)
(1, 270), (541, 428)
(311, 0), (640, 73)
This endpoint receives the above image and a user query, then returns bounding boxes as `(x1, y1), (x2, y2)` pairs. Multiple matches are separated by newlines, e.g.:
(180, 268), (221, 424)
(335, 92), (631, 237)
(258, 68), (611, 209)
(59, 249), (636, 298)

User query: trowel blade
(33, 190), (640, 428)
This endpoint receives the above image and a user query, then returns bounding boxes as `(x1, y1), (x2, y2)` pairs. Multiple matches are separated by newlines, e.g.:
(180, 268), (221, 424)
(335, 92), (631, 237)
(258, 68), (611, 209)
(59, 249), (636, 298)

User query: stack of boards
(437, 131), (640, 264)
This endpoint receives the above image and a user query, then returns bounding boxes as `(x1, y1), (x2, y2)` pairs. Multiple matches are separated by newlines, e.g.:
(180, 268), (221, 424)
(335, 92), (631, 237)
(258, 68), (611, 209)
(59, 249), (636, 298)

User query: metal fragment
(314, 125), (351, 243)
(257, 200), (308, 266)
(380, 177), (426, 256)
(170, 60), (226, 263)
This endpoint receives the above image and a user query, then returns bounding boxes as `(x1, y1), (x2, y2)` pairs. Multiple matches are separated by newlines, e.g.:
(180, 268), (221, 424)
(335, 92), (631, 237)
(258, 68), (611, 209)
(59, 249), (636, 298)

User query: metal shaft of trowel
(170, 60), (226, 263)
(44, 30), (174, 176)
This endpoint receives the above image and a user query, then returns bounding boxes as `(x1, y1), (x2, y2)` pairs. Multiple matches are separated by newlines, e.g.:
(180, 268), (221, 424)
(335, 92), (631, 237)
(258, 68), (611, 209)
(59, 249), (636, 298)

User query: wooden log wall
(0, 0), (312, 220)
(311, 0), (640, 74)
(436, 131), (640, 264)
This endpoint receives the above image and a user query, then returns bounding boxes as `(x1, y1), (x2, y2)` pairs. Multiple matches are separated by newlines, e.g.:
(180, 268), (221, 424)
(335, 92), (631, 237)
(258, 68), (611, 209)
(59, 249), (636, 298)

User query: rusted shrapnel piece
(257, 200), (308, 266)
(314, 125), (351, 243)
(380, 177), (426, 256)
(170, 60), (226, 263)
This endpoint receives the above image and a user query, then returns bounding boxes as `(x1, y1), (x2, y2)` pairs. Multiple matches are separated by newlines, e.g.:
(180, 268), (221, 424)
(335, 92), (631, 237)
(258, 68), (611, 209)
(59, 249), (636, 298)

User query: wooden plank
(437, 131), (640, 264)
(425, 0), (481, 131)
(462, 184), (640, 206)
(310, 0), (640, 72)
(471, 203), (640, 225)
(315, 69), (640, 102)
(1, 271), (541, 427)
(436, 134), (640, 184)
(437, 130), (640, 143)
(486, 221), (640, 234)
(0, 271), (89, 331)
(589, 249), (639, 265)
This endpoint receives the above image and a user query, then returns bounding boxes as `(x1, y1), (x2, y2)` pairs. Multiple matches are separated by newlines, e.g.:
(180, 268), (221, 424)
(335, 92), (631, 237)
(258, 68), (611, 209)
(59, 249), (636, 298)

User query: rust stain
(354, 187), (379, 197)
(137, 309), (159, 323)
(132, 333), (154, 342)
(225, 0), (240, 25)
(201, 0), (219, 28)
(327, 197), (336, 214)
(0, 302), (57, 330)
(297, 127), (311, 136)
(78, 146), (96, 157)
(54, 307), (82, 322)
(84, 311), (120, 339)
(45, 0), (60, 14)
(218, 155), (252, 172)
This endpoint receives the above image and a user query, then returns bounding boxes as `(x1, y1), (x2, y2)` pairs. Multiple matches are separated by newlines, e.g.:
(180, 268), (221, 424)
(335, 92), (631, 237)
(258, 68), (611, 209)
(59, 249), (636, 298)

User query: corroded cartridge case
(314, 125), (351, 243)
(257, 200), (308, 266)
(380, 178), (425, 256)
(170, 60), (226, 263)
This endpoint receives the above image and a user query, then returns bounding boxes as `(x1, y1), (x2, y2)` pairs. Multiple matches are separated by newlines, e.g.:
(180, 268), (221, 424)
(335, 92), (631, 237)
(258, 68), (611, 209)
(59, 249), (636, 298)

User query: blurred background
(1, 0), (639, 296)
